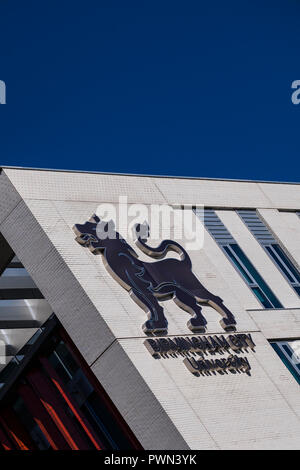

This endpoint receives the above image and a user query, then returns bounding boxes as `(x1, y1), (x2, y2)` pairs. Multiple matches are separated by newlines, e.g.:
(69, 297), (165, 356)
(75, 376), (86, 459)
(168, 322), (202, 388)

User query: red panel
(26, 368), (90, 450)
(18, 383), (70, 450)
(0, 423), (14, 450)
(39, 357), (103, 450)
(0, 408), (34, 450)
(58, 327), (142, 449)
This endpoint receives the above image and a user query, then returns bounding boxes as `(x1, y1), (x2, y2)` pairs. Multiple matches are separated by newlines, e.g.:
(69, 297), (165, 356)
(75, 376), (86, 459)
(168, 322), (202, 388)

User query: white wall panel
(154, 177), (273, 207)
(258, 183), (300, 210)
(116, 333), (300, 449)
(3, 169), (167, 204)
(249, 308), (300, 340)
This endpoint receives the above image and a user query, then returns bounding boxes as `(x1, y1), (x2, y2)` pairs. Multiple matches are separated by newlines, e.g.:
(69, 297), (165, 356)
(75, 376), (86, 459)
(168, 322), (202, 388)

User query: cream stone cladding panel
(258, 209), (300, 270)
(258, 182), (300, 210)
(3, 167), (300, 210)
(2, 169), (168, 205)
(22, 199), (258, 337)
(0, 172), (22, 224)
(216, 210), (300, 309)
(92, 332), (300, 450)
(153, 177), (273, 208)
(248, 308), (300, 340)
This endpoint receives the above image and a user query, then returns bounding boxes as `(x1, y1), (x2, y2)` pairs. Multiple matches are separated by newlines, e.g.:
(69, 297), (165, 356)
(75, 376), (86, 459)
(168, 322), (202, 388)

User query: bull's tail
(135, 236), (192, 270)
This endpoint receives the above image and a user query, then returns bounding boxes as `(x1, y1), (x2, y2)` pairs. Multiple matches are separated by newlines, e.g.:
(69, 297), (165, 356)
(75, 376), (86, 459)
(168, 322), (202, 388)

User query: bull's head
(73, 214), (118, 254)
(73, 214), (100, 248)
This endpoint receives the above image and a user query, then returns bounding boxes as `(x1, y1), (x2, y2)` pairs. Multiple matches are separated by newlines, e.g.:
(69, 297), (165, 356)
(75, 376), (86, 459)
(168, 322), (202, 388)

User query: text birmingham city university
(144, 333), (256, 376)
(104, 454), (197, 467)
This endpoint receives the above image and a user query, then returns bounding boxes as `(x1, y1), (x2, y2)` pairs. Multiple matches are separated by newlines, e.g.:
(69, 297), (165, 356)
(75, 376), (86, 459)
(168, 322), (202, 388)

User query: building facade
(0, 167), (299, 450)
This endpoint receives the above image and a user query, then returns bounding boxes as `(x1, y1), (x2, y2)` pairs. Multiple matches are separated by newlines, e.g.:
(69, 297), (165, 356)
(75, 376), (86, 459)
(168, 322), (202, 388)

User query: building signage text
(144, 333), (256, 377)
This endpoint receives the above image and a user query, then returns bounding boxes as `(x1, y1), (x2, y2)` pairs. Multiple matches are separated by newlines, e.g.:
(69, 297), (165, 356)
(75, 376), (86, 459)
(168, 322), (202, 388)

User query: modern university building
(0, 166), (299, 450)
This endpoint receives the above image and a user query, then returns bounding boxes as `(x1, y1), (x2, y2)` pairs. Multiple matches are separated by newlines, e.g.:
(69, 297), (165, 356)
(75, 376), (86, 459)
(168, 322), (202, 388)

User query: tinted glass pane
(230, 244), (283, 309)
(54, 341), (79, 378)
(13, 396), (51, 450)
(48, 350), (72, 384)
(48, 338), (136, 449)
(295, 286), (300, 296)
(265, 246), (295, 283)
(271, 244), (300, 283)
(251, 287), (273, 309)
(282, 344), (293, 358)
(223, 246), (253, 284)
(271, 343), (300, 385)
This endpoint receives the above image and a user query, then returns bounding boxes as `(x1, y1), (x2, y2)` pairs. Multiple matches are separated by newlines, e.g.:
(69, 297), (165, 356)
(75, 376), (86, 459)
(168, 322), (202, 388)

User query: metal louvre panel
(0, 262), (42, 299)
(0, 329), (39, 356)
(237, 210), (276, 245)
(0, 236), (53, 381)
(0, 275), (38, 290)
(194, 208), (235, 244)
(0, 299), (53, 328)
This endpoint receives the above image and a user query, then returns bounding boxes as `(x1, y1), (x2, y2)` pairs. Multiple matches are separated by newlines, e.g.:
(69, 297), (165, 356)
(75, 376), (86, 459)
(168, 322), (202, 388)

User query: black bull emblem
(73, 215), (237, 334)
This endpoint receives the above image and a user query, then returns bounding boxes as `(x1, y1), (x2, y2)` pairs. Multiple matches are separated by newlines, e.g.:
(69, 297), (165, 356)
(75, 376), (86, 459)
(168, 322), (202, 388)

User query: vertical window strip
(194, 208), (283, 309)
(271, 340), (300, 385)
(237, 209), (300, 297)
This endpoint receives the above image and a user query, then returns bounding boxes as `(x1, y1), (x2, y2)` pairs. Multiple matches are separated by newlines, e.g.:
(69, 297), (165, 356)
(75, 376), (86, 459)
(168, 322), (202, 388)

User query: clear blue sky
(0, 1), (300, 181)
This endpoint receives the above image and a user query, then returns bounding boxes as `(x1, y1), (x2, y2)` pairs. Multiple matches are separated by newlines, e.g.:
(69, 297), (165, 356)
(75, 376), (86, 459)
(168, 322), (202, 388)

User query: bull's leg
(130, 288), (168, 334)
(173, 288), (207, 333)
(207, 295), (237, 331)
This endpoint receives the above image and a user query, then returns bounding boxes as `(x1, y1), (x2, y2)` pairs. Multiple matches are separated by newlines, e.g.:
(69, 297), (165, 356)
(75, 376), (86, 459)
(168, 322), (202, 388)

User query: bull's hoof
(142, 319), (168, 334)
(223, 324), (236, 332)
(187, 318), (207, 333)
(220, 318), (237, 332)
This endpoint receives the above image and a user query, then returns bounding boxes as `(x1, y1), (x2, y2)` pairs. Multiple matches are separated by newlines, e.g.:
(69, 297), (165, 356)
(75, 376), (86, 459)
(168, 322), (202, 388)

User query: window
(0, 320), (141, 450)
(271, 340), (300, 385)
(194, 209), (283, 309)
(238, 210), (300, 298)
(0, 253), (42, 300)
